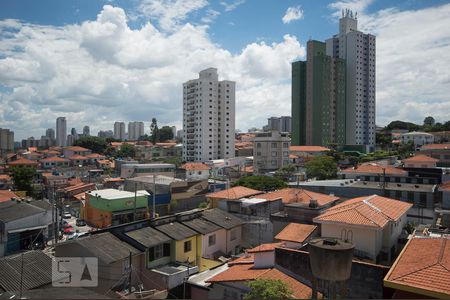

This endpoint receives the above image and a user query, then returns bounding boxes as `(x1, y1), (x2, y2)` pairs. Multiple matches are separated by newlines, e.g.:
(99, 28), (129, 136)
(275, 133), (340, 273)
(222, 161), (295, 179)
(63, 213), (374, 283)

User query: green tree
(423, 116), (435, 126)
(396, 141), (415, 159)
(159, 126), (174, 142)
(385, 120), (420, 132)
(116, 143), (136, 158)
(376, 132), (392, 149)
(73, 136), (108, 154)
(233, 176), (287, 192)
(305, 155), (338, 180)
(244, 279), (293, 300)
(10, 166), (36, 196)
(150, 118), (160, 144)
(274, 164), (296, 182)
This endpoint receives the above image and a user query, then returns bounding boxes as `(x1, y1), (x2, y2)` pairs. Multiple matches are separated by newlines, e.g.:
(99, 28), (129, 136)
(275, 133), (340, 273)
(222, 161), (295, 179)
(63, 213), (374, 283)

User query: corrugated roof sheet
(125, 226), (172, 248)
(201, 208), (243, 230)
(0, 200), (45, 222)
(155, 222), (198, 241)
(182, 218), (222, 234)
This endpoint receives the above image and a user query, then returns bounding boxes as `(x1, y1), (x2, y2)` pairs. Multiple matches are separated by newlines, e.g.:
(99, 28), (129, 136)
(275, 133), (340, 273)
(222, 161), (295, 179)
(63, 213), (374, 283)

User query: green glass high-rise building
(291, 40), (346, 146)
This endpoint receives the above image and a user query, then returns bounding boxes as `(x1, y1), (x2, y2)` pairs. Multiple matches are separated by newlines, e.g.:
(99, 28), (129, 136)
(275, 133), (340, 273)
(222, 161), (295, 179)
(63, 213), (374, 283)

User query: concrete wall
(202, 229), (226, 259)
(253, 251), (274, 268)
(235, 214), (273, 248)
(226, 226), (242, 254)
(175, 236), (199, 265)
(274, 247), (390, 299)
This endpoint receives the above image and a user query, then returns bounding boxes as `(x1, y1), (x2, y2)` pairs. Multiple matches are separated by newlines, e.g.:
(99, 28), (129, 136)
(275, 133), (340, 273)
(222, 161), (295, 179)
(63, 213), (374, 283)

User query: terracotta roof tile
(290, 146), (330, 152)
(314, 195), (412, 228)
(0, 190), (19, 202)
(207, 186), (263, 200)
(0, 174), (11, 181)
(69, 155), (88, 160)
(40, 157), (70, 163)
(65, 146), (90, 152)
(247, 243), (282, 253)
(180, 163), (210, 171)
(403, 155), (439, 163)
(342, 164), (407, 176)
(420, 143), (450, 150)
(228, 253), (255, 266)
(260, 268), (312, 299)
(8, 158), (39, 166)
(257, 188), (339, 206)
(385, 237), (450, 297)
(440, 181), (450, 191)
(85, 153), (105, 158)
(275, 223), (317, 243)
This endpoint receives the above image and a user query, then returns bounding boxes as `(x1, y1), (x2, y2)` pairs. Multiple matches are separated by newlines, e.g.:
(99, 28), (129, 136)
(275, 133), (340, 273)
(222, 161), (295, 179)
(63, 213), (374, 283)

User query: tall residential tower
(114, 122), (126, 141)
(182, 68), (235, 162)
(56, 117), (67, 147)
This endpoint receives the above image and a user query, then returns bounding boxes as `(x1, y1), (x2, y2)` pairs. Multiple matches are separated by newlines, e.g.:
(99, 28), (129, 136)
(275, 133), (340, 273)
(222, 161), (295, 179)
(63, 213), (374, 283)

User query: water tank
(308, 238), (354, 281)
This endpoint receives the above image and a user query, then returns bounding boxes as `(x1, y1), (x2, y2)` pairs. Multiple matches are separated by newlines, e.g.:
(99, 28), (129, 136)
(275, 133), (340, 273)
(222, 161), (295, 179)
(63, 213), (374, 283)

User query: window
(230, 230), (237, 241)
(149, 243), (170, 261)
(208, 234), (216, 246)
(256, 143), (261, 148)
(184, 240), (192, 252)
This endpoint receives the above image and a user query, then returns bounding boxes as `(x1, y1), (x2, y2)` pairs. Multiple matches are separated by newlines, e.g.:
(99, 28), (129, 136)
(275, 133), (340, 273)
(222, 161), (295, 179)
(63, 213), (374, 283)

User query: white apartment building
(400, 131), (434, 147)
(56, 117), (67, 147)
(128, 121), (145, 141)
(253, 131), (290, 175)
(326, 9), (376, 151)
(182, 68), (235, 162)
(114, 122), (126, 141)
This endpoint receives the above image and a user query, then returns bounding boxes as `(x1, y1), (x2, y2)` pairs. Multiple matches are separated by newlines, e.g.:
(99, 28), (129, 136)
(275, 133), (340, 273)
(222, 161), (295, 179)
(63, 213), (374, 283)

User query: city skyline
(1, 1), (450, 140)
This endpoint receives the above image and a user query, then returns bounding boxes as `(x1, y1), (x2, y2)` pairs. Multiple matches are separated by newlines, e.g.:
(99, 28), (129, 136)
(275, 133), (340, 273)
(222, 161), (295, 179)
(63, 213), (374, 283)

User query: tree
(274, 164), (296, 182)
(150, 118), (160, 144)
(244, 279), (293, 300)
(10, 166), (36, 196)
(233, 176), (287, 192)
(305, 155), (338, 180)
(423, 116), (435, 126)
(159, 126), (174, 142)
(116, 143), (136, 158)
(385, 120), (420, 132)
(73, 136), (108, 154)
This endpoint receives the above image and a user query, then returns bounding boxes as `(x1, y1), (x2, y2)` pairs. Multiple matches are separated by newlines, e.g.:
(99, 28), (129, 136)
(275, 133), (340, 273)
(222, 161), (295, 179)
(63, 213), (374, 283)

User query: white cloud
(201, 9), (221, 24)
(282, 6), (304, 24)
(328, 0), (374, 19)
(137, 0), (208, 31)
(0, 5), (305, 139)
(220, 0), (245, 12)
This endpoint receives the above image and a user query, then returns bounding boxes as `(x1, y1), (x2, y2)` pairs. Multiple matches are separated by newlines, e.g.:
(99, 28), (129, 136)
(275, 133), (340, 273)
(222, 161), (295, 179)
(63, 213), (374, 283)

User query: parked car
(76, 219), (86, 226)
(63, 212), (71, 219)
(63, 226), (75, 234)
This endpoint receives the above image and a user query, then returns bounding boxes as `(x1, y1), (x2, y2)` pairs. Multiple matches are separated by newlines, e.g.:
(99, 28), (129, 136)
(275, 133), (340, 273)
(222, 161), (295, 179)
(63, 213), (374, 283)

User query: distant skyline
(1, 0), (450, 139)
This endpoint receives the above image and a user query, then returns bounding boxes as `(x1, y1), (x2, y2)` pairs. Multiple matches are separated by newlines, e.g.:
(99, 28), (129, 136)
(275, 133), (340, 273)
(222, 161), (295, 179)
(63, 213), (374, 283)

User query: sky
(1, 0), (450, 140)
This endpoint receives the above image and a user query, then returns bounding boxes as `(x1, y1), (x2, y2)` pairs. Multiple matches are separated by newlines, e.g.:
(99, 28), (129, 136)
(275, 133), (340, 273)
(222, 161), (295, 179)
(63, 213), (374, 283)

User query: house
(289, 145), (330, 167)
(55, 232), (142, 294)
(274, 223), (318, 249)
(180, 163), (211, 181)
(400, 131), (434, 147)
(0, 174), (13, 189)
(0, 200), (52, 256)
(418, 143), (450, 167)
(68, 155), (89, 166)
(313, 195), (412, 263)
(207, 242), (312, 299)
(7, 157), (39, 168)
(85, 153), (106, 165)
(62, 146), (92, 158)
(402, 154), (438, 168)
(84, 189), (149, 228)
(341, 163), (408, 180)
(384, 237), (450, 299)
(39, 157), (70, 169)
(439, 181), (450, 227)
(120, 163), (176, 179)
(235, 141), (253, 157)
(206, 186), (263, 208)
(182, 217), (225, 259)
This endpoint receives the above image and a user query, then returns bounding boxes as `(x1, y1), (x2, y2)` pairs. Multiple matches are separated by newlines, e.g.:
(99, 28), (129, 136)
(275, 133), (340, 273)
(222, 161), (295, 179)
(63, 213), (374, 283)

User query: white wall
(253, 251), (275, 268)
(186, 169), (209, 181)
(226, 226), (242, 254)
(202, 229), (226, 259)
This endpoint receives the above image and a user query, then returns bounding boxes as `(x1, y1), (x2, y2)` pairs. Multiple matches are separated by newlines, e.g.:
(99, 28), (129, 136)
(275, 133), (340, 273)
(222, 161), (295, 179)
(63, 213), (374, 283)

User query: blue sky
(1, 0), (450, 139)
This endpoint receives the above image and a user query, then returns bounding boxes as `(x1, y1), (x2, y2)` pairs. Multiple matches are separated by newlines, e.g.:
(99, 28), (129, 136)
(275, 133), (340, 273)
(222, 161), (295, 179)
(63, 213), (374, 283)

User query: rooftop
(206, 186), (262, 200)
(384, 237), (450, 298)
(0, 190), (18, 203)
(314, 195), (412, 228)
(65, 146), (90, 152)
(40, 156), (70, 162)
(180, 162), (211, 171)
(68, 154), (88, 160)
(182, 217), (222, 235)
(289, 145), (330, 152)
(155, 222), (198, 241)
(420, 143), (450, 150)
(126, 175), (183, 185)
(201, 208), (243, 230)
(0, 200), (46, 222)
(247, 242), (282, 253)
(440, 181), (450, 191)
(342, 163), (407, 176)
(125, 226), (172, 248)
(403, 155), (439, 163)
(86, 188), (149, 200)
(257, 188), (339, 206)
(275, 223), (317, 243)
(8, 157), (39, 166)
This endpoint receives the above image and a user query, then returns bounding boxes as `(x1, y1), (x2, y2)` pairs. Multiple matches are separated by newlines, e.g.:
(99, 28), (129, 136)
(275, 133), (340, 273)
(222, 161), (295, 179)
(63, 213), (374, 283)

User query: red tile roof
(257, 188), (339, 206)
(290, 146), (330, 152)
(440, 181), (450, 192)
(207, 186), (263, 200)
(0, 174), (11, 181)
(85, 153), (105, 158)
(207, 264), (312, 298)
(40, 157), (70, 163)
(342, 164), (407, 176)
(69, 155), (88, 160)
(228, 253), (255, 266)
(420, 143), (450, 150)
(0, 190), (19, 202)
(247, 243), (282, 253)
(65, 146), (90, 152)
(314, 195), (412, 228)
(403, 155), (439, 163)
(8, 158), (39, 166)
(180, 163), (210, 171)
(275, 223), (317, 243)
(384, 237), (450, 298)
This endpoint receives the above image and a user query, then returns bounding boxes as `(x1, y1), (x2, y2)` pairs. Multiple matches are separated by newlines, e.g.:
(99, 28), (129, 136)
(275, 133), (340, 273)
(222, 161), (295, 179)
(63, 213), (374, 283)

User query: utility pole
(128, 251), (132, 294)
(133, 182), (137, 222)
(19, 253), (24, 299)
(152, 175), (156, 218)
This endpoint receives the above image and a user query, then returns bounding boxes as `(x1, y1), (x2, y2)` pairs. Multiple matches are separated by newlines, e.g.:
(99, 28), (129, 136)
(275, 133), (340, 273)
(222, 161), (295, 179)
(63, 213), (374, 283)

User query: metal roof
(0, 251), (52, 291)
(155, 222), (198, 241)
(0, 200), (45, 223)
(86, 189), (149, 200)
(201, 208), (243, 230)
(125, 226), (172, 248)
(181, 218), (222, 235)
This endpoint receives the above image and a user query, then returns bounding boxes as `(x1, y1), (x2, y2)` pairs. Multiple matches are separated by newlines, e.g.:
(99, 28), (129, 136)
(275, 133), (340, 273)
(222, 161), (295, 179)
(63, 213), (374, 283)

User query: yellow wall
(175, 235), (201, 266)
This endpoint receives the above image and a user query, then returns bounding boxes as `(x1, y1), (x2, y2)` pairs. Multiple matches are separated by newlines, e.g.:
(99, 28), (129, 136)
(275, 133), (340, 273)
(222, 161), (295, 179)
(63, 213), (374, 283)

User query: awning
(8, 225), (47, 234)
